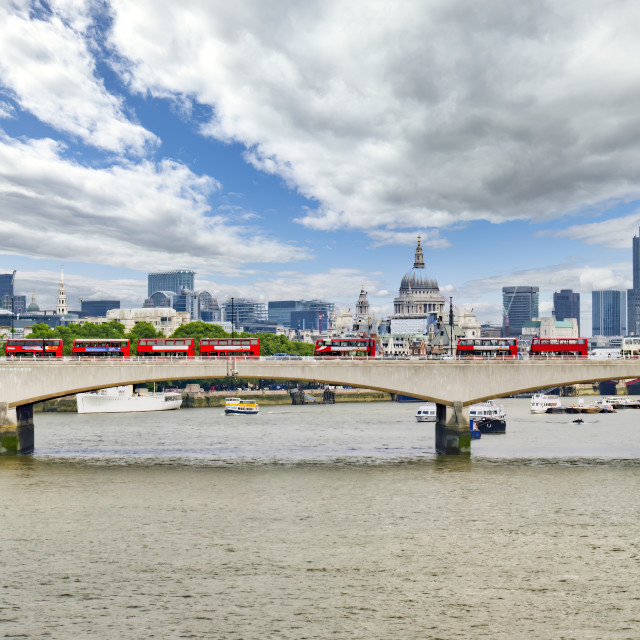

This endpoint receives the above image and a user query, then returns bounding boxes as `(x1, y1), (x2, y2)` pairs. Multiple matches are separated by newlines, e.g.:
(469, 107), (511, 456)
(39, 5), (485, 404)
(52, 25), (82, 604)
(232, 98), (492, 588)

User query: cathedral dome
(398, 237), (439, 292)
(27, 290), (40, 312)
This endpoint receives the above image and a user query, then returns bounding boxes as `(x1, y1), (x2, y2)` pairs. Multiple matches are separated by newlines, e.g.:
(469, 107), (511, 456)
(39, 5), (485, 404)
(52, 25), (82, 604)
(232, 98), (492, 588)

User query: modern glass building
(0, 272), (15, 310)
(222, 298), (267, 331)
(267, 300), (334, 330)
(502, 286), (539, 337)
(592, 290), (626, 336)
(147, 270), (195, 297)
(553, 289), (580, 334)
(81, 300), (120, 317)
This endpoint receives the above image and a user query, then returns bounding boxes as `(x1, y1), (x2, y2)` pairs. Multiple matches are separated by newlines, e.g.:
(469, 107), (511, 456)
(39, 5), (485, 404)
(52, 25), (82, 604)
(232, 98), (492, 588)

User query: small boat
(224, 397), (259, 415)
(469, 400), (506, 434)
(415, 403), (436, 422)
(531, 393), (562, 414)
(572, 418), (584, 424)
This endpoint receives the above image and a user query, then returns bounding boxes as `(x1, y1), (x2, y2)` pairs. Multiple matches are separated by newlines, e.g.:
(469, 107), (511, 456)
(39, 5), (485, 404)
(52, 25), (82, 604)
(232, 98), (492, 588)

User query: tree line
(8, 320), (315, 357)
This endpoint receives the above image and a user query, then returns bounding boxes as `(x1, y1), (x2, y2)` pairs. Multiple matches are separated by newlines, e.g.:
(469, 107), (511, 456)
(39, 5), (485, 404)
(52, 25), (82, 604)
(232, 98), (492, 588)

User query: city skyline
(3, 2), (640, 334)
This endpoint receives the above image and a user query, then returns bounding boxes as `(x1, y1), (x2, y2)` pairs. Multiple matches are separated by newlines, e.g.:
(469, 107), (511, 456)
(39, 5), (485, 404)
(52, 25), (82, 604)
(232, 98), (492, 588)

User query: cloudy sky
(2, 0), (640, 334)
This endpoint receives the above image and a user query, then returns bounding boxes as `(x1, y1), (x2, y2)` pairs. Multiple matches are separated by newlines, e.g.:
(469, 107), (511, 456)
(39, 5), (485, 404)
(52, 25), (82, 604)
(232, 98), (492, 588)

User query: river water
(2, 398), (640, 639)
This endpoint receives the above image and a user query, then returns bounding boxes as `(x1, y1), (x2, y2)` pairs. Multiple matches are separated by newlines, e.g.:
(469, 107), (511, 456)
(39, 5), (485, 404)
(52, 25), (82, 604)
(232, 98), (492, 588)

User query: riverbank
(35, 388), (392, 412)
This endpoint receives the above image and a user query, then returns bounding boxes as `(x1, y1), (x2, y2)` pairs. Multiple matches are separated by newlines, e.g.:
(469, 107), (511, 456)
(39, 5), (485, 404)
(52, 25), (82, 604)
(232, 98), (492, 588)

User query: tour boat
(415, 403), (436, 422)
(224, 397), (260, 415)
(530, 393), (562, 414)
(469, 400), (506, 434)
(76, 385), (182, 414)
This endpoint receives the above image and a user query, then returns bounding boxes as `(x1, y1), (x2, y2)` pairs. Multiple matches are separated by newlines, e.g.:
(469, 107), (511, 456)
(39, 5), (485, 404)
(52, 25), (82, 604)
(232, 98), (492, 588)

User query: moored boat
(224, 397), (259, 415)
(531, 393), (562, 414)
(469, 400), (506, 434)
(76, 385), (182, 414)
(415, 403), (436, 422)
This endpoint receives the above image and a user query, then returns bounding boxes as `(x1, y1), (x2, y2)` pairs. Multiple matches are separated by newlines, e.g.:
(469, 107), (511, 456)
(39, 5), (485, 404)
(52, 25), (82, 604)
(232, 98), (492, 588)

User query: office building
(592, 290), (626, 336)
(148, 270), (195, 298)
(553, 289), (580, 334)
(628, 227), (640, 336)
(222, 298), (267, 331)
(502, 286), (539, 337)
(80, 300), (120, 317)
(0, 272), (15, 311)
(268, 300), (334, 330)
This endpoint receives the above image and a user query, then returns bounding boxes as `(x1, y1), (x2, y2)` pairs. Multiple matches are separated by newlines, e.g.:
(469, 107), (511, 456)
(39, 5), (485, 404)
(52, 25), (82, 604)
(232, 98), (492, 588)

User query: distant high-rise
(502, 286), (539, 337)
(81, 300), (120, 317)
(267, 300), (334, 330)
(148, 270), (195, 297)
(592, 290), (626, 336)
(553, 289), (581, 334)
(628, 227), (640, 335)
(0, 272), (15, 310)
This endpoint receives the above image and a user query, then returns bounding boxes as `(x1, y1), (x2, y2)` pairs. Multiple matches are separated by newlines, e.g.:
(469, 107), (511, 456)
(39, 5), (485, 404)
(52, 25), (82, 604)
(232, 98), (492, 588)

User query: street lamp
(449, 296), (454, 357)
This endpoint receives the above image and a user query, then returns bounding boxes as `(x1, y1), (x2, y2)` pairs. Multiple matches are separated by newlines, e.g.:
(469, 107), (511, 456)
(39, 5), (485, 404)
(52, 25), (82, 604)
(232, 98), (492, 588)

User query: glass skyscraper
(592, 290), (626, 336)
(502, 286), (539, 337)
(148, 270), (195, 297)
(628, 227), (640, 335)
(553, 289), (580, 334)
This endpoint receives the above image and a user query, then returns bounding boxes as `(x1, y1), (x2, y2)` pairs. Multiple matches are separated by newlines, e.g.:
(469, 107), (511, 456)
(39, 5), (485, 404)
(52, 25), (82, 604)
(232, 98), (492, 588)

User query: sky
(2, 0), (640, 336)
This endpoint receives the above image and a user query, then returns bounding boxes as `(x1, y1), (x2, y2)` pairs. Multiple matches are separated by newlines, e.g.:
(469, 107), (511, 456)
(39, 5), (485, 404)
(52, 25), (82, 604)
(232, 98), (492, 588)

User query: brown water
(2, 400), (640, 638)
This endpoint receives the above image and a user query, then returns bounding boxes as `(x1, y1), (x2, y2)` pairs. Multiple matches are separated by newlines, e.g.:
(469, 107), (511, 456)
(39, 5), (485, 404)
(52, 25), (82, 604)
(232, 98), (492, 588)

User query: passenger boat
(530, 393), (562, 414)
(469, 400), (506, 434)
(76, 385), (182, 414)
(224, 397), (259, 415)
(415, 403), (436, 422)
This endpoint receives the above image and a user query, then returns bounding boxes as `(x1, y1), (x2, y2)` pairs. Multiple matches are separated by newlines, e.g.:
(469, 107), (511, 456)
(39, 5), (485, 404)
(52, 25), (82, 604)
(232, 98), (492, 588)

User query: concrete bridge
(1, 357), (640, 455)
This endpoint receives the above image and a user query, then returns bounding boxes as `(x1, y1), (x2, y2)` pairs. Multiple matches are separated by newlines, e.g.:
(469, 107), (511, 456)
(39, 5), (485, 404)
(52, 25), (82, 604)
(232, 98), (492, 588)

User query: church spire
(56, 265), (68, 315)
(413, 235), (425, 269)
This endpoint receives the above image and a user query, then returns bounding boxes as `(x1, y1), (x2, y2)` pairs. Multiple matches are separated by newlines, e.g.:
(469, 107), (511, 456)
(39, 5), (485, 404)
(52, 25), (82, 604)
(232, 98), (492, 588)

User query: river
(2, 398), (639, 638)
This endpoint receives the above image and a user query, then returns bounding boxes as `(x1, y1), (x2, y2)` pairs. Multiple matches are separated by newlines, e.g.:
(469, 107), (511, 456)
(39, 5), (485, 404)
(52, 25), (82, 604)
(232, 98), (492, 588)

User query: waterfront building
(105, 307), (190, 336)
(521, 318), (579, 339)
(147, 270), (195, 298)
(0, 272), (14, 311)
(592, 290), (626, 337)
(553, 289), (580, 334)
(80, 300), (120, 317)
(502, 286), (539, 337)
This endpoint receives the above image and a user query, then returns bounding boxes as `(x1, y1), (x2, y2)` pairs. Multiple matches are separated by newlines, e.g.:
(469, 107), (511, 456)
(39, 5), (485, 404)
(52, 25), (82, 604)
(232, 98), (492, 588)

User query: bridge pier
(0, 403), (34, 455)
(435, 401), (471, 455)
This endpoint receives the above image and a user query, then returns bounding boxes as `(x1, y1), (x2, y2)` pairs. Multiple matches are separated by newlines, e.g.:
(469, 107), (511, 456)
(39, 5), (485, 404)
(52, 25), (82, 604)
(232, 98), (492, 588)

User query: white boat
(415, 403), (436, 422)
(76, 385), (182, 414)
(224, 397), (259, 415)
(530, 393), (562, 414)
(469, 400), (507, 434)
(469, 400), (506, 421)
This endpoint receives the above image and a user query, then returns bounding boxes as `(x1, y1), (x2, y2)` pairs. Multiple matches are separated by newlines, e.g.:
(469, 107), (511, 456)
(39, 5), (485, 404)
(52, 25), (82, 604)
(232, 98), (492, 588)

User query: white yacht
(415, 403), (436, 422)
(530, 393), (562, 414)
(469, 400), (506, 421)
(76, 385), (182, 414)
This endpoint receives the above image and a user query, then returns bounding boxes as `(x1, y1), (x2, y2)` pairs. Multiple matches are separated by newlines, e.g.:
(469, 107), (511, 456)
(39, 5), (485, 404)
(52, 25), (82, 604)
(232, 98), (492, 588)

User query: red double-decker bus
(529, 338), (588, 358)
(456, 338), (518, 358)
(5, 338), (63, 357)
(200, 338), (260, 358)
(314, 337), (377, 358)
(72, 339), (131, 357)
(136, 338), (195, 358)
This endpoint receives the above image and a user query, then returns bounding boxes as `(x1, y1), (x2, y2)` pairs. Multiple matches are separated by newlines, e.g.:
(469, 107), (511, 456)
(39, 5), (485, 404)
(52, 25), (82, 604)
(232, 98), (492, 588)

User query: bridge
(1, 357), (639, 455)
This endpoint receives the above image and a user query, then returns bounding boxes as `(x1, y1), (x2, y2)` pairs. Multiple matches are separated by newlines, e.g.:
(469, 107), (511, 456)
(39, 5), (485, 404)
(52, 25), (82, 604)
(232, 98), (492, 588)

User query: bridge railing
(0, 354), (638, 363)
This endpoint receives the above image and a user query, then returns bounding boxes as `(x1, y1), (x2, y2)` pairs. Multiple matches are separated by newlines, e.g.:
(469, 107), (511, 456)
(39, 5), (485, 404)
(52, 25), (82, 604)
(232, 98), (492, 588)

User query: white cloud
(367, 229), (452, 250)
(107, 0), (640, 231)
(555, 213), (640, 249)
(0, 134), (307, 273)
(0, 2), (155, 153)
(0, 101), (15, 119)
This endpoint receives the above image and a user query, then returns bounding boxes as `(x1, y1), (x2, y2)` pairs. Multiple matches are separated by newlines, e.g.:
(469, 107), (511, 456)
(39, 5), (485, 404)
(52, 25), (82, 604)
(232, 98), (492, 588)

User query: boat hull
(224, 407), (259, 415)
(77, 394), (182, 414)
(475, 418), (506, 434)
